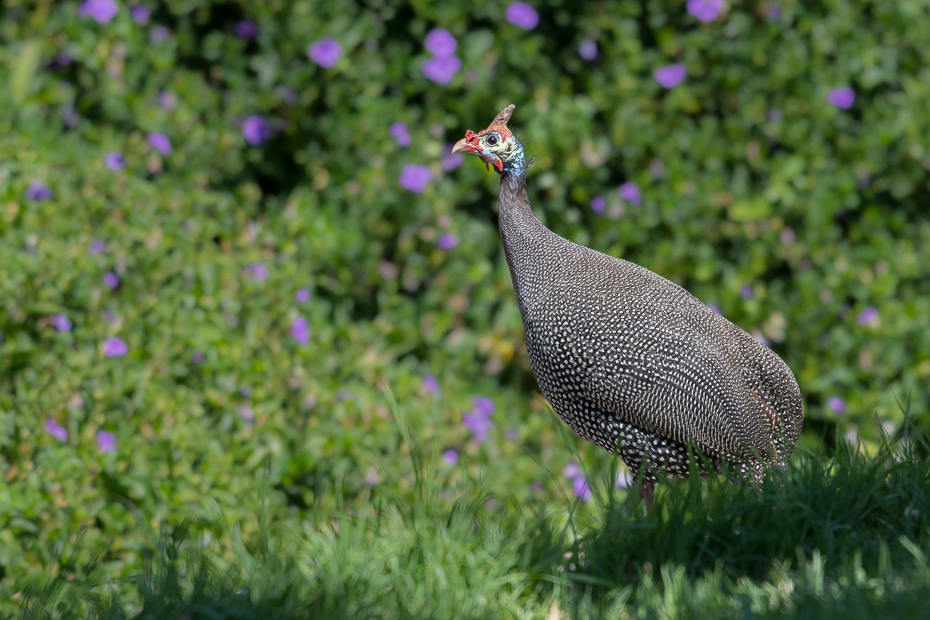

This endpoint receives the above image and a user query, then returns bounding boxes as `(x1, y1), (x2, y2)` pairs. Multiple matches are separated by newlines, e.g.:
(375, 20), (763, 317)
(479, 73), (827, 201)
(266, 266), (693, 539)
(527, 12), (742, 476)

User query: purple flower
(242, 115), (272, 146)
(504, 428), (518, 441)
(389, 122), (411, 147)
(246, 263), (268, 281)
(573, 476), (591, 502)
(578, 39), (598, 61)
(238, 404), (254, 425)
(463, 411), (494, 443)
(827, 396), (846, 415)
(563, 461), (582, 479)
(150, 26), (171, 44)
(104, 151), (125, 171)
(53, 314), (72, 332)
(97, 430), (117, 452)
(295, 288), (311, 303)
(472, 396), (495, 417)
(654, 63), (687, 89)
(399, 164), (431, 193)
(686, 0), (725, 22)
(766, 4), (782, 19)
(442, 153), (463, 171)
(79, 0), (118, 24)
(308, 38), (342, 68)
(505, 2), (539, 29)
(709, 304), (722, 315)
(104, 336), (128, 357)
(442, 449), (459, 466)
(50, 52), (73, 69)
(422, 55), (461, 84)
(131, 5), (150, 24)
(46, 419), (68, 442)
(590, 196), (606, 214)
(90, 239), (108, 255)
(827, 87), (856, 110)
(234, 19), (259, 40)
(103, 271), (120, 288)
(618, 181), (642, 205)
(26, 180), (53, 201)
(616, 471), (631, 488)
(148, 132), (172, 156)
(857, 306), (879, 326)
(423, 374), (440, 394)
(158, 91), (175, 111)
(425, 29), (457, 56)
(292, 317), (310, 345)
(437, 232), (458, 250)
(61, 104), (79, 128)
(463, 396), (495, 443)
(104, 309), (118, 324)
(192, 351), (205, 363)
(753, 331), (770, 348)
(240, 387), (251, 397)
(740, 285), (754, 300)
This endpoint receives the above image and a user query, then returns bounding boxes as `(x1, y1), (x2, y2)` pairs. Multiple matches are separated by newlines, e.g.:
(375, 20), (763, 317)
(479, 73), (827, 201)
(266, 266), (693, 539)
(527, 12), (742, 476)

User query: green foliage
(0, 0), (929, 615)
(12, 398), (930, 618)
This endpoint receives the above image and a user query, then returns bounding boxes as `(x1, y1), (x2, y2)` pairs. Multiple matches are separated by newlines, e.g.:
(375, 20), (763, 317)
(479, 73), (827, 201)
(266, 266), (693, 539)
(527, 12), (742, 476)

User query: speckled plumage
(455, 106), (803, 510)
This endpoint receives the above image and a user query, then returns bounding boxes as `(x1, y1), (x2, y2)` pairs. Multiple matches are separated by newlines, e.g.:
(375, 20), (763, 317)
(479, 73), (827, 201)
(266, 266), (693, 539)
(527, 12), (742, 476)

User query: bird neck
(498, 168), (537, 231)
(498, 166), (565, 317)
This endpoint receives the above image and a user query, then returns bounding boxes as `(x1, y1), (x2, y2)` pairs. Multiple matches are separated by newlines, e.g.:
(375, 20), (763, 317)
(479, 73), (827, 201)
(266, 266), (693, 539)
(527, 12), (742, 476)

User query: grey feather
(495, 136), (803, 488)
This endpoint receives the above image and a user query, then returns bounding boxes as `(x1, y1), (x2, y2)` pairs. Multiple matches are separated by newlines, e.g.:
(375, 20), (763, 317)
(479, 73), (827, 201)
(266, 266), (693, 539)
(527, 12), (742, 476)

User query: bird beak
(452, 137), (479, 154)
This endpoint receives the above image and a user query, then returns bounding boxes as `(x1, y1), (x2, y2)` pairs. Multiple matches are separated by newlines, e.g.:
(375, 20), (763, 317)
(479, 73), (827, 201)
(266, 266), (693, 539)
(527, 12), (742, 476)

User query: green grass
(11, 395), (930, 619)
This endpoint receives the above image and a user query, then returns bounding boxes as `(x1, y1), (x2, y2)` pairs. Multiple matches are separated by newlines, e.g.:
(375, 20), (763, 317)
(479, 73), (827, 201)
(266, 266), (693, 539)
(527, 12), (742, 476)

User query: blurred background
(1, 0), (929, 600)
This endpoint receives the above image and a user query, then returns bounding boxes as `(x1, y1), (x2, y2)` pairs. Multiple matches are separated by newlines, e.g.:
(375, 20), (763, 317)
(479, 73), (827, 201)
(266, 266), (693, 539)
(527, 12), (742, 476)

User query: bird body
(454, 105), (803, 510)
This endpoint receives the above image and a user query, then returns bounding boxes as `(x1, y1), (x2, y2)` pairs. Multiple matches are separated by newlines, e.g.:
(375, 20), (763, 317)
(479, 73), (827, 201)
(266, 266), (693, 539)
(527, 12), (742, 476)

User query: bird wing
(558, 264), (793, 462)
(578, 308), (782, 461)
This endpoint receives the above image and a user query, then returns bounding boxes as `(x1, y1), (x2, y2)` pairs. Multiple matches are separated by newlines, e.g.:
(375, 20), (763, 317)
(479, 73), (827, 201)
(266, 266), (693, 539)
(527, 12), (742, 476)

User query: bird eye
(486, 134), (499, 146)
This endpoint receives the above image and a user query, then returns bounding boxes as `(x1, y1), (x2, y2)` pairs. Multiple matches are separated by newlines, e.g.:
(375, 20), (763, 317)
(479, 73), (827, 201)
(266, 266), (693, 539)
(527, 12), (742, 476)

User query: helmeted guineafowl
(452, 105), (803, 512)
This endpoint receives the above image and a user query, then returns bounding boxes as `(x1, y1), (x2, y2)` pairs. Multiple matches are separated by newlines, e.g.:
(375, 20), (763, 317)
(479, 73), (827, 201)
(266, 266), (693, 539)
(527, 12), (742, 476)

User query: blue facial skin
(497, 138), (526, 176)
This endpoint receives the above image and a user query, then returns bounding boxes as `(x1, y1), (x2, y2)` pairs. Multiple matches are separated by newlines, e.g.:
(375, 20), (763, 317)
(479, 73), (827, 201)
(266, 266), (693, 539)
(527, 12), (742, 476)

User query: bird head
(452, 104), (524, 174)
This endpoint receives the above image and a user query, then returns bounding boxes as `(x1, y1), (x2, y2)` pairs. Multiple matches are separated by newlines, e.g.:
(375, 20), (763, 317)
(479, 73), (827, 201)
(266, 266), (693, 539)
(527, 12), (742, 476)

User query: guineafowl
(452, 105), (803, 512)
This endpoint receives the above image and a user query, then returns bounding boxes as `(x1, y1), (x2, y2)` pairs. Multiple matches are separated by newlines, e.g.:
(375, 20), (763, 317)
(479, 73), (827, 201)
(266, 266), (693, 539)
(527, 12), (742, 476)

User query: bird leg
(623, 467), (656, 515)
(641, 478), (655, 514)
